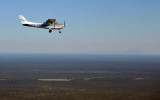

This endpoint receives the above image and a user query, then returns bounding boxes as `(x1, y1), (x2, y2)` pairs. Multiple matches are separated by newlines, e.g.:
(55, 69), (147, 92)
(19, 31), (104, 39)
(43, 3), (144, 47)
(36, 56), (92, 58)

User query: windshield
(44, 22), (53, 25)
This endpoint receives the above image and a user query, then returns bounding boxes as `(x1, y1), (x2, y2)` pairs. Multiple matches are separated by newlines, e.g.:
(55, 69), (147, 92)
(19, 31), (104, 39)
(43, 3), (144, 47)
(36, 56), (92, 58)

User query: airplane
(19, 15), (65, 33)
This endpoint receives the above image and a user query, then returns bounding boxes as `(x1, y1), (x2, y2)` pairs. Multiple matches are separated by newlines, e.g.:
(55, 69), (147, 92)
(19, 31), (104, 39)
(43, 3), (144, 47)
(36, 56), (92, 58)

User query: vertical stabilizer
(19, 15), (29, 25)
(19, 15), (27, 21)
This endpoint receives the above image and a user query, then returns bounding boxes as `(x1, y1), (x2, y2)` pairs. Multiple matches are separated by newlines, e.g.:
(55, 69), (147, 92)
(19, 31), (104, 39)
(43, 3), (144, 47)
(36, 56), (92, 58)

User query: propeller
(64, 20), (66, 28)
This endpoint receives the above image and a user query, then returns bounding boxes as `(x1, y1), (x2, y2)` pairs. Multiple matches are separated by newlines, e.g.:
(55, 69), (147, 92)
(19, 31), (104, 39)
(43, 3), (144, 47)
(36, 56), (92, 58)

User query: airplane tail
(19, 15), (27, 21)
(19, 15), (29, 25)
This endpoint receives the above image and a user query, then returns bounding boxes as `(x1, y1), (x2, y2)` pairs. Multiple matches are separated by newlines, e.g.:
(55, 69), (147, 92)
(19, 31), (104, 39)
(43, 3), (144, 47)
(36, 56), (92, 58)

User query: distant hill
(122, 49), (144, 55)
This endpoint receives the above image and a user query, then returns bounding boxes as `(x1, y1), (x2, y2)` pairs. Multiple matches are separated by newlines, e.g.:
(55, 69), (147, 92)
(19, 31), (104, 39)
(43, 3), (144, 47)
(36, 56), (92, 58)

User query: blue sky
(0, 0), (160, 54)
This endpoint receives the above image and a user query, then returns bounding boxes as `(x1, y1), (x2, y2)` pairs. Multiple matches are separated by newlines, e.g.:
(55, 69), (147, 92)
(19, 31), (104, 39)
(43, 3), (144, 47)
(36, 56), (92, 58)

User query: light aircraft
(19, 15), (65, 33)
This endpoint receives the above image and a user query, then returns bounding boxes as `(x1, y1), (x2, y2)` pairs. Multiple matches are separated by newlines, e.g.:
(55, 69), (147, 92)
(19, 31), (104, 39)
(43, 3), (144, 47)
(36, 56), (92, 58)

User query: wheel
(49, 29), (52, 33)
(59, 31), (61, 33)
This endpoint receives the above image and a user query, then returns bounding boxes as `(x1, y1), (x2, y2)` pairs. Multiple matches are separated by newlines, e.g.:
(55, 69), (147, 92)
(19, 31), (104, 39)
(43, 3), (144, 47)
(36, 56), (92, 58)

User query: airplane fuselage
(23, 22), (65, 30)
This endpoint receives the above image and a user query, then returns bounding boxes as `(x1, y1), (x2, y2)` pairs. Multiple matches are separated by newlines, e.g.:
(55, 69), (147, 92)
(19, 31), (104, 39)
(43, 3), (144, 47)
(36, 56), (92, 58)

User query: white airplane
(19, 15), (65, 33)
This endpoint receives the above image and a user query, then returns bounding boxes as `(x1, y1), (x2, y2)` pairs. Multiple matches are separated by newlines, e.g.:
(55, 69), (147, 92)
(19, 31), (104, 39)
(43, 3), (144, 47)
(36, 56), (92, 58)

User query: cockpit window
(46, 22), (52, 25)
(44, 19), (56, 25)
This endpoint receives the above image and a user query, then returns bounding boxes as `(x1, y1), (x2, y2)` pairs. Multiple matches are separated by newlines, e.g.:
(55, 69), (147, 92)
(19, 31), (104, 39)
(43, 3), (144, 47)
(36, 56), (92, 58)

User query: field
(0, 54), (160, 100)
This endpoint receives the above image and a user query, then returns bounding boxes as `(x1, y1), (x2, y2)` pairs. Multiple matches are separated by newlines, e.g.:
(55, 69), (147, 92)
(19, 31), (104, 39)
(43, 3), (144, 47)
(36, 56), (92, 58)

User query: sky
(0, 0), (160, 54)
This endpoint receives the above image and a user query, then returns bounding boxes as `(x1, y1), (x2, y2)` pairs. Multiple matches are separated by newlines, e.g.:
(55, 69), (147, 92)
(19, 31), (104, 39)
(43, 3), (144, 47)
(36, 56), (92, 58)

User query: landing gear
(49, 29), (52, 33)
(48, 29), (61, 33)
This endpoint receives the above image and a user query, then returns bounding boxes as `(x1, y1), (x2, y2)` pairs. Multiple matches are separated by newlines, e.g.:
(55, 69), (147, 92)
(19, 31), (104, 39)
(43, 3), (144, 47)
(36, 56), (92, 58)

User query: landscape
(0, 0), (160, 100)
(0, 54), (160, 100)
